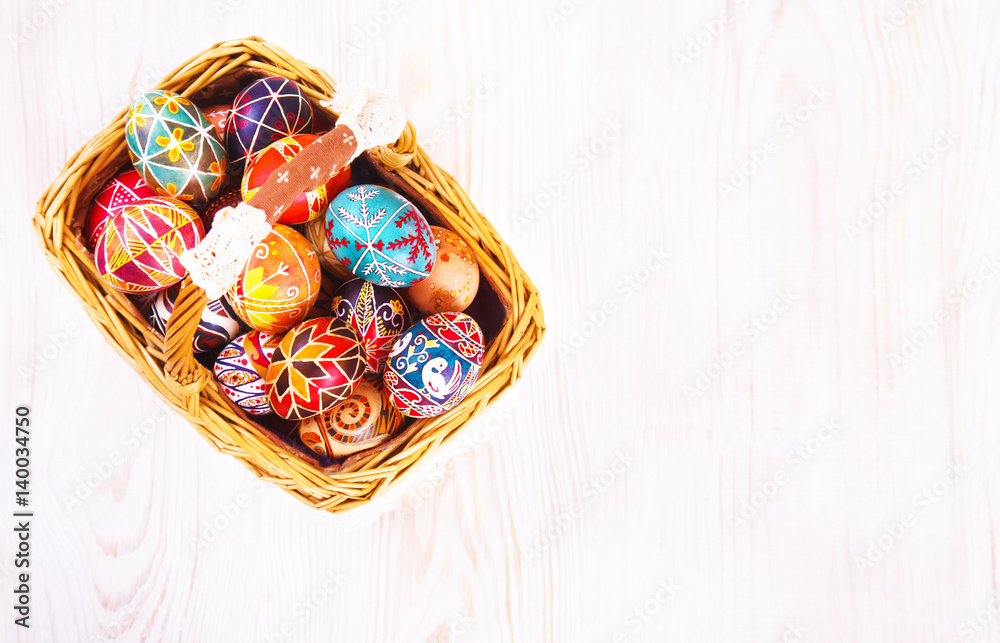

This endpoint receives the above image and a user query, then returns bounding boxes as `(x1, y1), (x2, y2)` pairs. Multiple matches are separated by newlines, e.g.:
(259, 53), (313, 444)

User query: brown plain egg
(405, 226), (480, 315)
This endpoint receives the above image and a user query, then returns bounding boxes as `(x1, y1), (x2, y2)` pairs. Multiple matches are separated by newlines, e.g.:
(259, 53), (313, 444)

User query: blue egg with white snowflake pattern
(324, 185), (436, 287)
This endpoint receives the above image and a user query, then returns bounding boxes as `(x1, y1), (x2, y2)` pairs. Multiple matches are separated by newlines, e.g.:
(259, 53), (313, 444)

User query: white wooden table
(2, 0), (998, 641)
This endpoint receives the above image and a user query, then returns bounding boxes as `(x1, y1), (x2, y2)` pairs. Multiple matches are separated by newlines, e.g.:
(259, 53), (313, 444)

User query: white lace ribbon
(180, 202), (271, 300)
(320, 83), (407, 159)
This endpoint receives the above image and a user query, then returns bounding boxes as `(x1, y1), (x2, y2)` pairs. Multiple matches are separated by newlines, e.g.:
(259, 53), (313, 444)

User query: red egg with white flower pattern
(241, 134), (350, 225)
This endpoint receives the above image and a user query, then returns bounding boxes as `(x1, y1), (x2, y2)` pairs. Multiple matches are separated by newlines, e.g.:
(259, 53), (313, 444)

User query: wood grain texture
(2, 0), (999, 641)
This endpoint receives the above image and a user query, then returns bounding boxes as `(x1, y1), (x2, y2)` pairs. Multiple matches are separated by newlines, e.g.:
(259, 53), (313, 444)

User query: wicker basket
(33, 37), (545, 513)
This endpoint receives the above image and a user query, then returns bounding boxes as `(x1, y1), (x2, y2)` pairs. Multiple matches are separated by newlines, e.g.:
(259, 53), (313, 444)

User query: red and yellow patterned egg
(94, 197), (204, 293)
(404, 226), (481, 315)
(298, 376), (403, 457)
(226, 224), (322, 333)
(241, 134), (350, 225)
(84, 169), (157, 251)
(265, 317), (366, 420)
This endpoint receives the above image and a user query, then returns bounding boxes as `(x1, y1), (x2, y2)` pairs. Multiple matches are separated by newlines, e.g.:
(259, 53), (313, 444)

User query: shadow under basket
(33, 36), (545, 514)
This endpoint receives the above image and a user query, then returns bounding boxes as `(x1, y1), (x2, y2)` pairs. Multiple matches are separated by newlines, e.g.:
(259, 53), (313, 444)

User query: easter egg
(94, 197), (204, 293)
(84, 169), (157, 251)
(149, 285), (242, 354)
(265, 317), (366, 420)
(331, 279), (410, 373)
(200, 187), (242, 233)
(384, 312), (484, 418)
(203, 104), (231, 139)
(214, 330), (283, 415)
(226, 224), (322, 333)
(298, 376), (403, 457)
(324, 184), (436, 287)
(241, 134), (350, 224)
(125, 90), (227, 208)
(405, 226), (481, 315)
(225, 76), (314, 174)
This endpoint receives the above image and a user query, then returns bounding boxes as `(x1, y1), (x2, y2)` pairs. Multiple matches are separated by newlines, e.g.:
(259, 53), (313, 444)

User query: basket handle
(163, 85), (410, 396)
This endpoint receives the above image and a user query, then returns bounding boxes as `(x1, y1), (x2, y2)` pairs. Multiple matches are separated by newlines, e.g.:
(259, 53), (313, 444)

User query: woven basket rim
(32, 36), (545, 513)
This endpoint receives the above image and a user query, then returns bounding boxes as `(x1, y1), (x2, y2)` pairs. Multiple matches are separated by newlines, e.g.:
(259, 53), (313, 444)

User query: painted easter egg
(125, 90), (227, 208)
(225, 76), (314, 174)
(94, 197), (204, 293)
(265, 317), (366, 420)
(384, 312), (484, 418)
(203, 104), (231, 139)
(298, 376), (403, 457)
(331, 279), (410, 373)
(149, 285), (243, 354)
(226, 224), (322, 333)
(405, 226), (481, 315)
(84, 169), (157, 251)
(241, 134), (350, 225)
(200, 187), (242, 233)
(214, 330), (283, 415)
(324, 184), (436, 287)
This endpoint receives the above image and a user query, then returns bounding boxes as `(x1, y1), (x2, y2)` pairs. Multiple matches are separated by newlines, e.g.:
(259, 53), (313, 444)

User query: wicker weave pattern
(33, 37), (545, 513)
